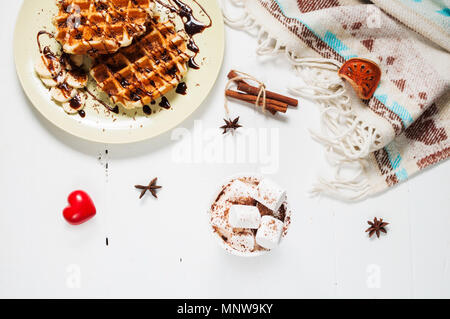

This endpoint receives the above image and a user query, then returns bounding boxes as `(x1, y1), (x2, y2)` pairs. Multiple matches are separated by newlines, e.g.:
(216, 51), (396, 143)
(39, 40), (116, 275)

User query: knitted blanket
(224, 0), (450, 200)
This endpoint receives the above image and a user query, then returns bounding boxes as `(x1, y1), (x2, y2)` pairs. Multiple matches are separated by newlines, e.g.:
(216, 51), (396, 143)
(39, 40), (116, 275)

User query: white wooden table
(1, 0), (449, 298)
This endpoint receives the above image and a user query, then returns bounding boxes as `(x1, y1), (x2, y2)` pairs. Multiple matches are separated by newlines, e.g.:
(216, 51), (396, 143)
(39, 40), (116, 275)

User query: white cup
(208, 173), (292, 257)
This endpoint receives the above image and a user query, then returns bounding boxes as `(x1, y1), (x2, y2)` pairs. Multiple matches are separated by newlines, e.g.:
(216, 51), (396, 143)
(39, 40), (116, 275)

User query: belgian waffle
(90, 18), (191, 109)
(54, 0), (155, 55)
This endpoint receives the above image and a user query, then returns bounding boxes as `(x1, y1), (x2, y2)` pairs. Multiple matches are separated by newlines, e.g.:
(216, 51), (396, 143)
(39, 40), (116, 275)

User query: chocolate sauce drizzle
(120, 0), (211, 112)
(143, 105), (152, 115)
(37, 31), (55, 54)
(85, 88), (119, 114)
(69, 94), (82, 109)
(37, 32), (74, 100)
(37, 0), (212, 116)
(188, 57), (200, 70)
(37, 30), (122, 115)
(159, 96), (171, 109)
(78, 110), (86, 118)
(171, 0), (211, 37)
(37, 31), (81, 74)
(187, 38), (199, 53)
(155, 0), (212, 70)
(63, 0), (148, 55)
(176, 82), (187, 95)
(37, 31), (60, 78)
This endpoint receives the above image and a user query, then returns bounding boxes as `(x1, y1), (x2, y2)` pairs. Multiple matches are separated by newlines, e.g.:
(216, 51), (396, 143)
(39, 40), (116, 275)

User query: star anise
(135, 178), (162, 199)
(366, 217), (389, 238)
(220, 117), (242, 134)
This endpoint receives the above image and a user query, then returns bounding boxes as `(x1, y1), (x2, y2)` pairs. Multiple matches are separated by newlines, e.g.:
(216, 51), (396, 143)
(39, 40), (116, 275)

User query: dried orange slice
(338, 58), (381, 100)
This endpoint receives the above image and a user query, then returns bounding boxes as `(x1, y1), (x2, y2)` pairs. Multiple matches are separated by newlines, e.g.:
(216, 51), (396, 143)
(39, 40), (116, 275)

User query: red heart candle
(63, 190), (96, 225)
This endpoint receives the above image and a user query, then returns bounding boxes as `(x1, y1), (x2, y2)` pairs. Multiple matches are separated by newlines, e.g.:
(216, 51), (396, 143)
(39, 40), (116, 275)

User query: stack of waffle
(51, 0), (191, 110)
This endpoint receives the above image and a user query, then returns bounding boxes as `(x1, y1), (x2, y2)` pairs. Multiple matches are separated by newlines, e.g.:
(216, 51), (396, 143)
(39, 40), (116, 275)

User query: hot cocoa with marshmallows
(210, 176), (291, 255)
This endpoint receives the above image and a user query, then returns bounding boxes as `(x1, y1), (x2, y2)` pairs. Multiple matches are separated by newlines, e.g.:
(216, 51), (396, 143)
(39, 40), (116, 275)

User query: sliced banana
(70, 55), (84, 68)
(50, 85), (77, 103)
(118, 98), (142, 110)
(41, 71), (66, 87)
(120, 34), (132, 48)
(62, 94), (86, 114)
(63, 43), (77, 56)
(35, 55), (61, 79)
(66, 71), (88, 89)
(40, 77), (58, 87)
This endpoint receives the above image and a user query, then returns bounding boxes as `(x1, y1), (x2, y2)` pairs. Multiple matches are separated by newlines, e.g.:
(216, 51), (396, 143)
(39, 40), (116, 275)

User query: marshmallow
(224, 179), (256, 202)
(228, 205), (261, 229)
(254, 178), (286, 212)
(256, 216), (284, 250)
(229, 230), (255, 252)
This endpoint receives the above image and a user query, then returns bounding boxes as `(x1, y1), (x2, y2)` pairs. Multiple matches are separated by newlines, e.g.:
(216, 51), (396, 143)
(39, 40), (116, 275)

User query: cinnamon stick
(227, 70), (247, 84)
(227, 70), (298, 107)
(228, 90), (287, 108)
(225, 90), (288, 114)
(237, 82), (298, 107)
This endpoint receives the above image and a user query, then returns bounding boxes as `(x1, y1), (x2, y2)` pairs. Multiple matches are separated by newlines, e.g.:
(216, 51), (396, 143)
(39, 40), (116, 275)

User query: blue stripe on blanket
(396, 168), (409, 181)
(374, 94), (414, 127)
(437, 8), (450, 17)
(323, 31), (358, 60)
(385, 143), (402, 170)
(385, 143), (409, 181)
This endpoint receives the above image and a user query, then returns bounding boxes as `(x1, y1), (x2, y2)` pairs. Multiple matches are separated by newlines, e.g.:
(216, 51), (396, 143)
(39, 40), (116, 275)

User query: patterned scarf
(224, 0), (450, 200)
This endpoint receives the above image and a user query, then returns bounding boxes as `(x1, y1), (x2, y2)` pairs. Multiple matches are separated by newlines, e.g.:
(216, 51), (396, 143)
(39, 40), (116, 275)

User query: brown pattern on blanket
(405, 104), (448, 146)
(417, 147), (450, 170)
(297, 0), (341, 13)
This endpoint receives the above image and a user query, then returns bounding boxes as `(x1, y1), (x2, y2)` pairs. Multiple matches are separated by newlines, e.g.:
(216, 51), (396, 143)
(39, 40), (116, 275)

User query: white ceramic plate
(14, 0), (224, 144)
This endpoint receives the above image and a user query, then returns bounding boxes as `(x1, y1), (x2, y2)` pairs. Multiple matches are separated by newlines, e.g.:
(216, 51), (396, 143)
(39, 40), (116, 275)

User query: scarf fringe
(223, 2), (381, 201)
